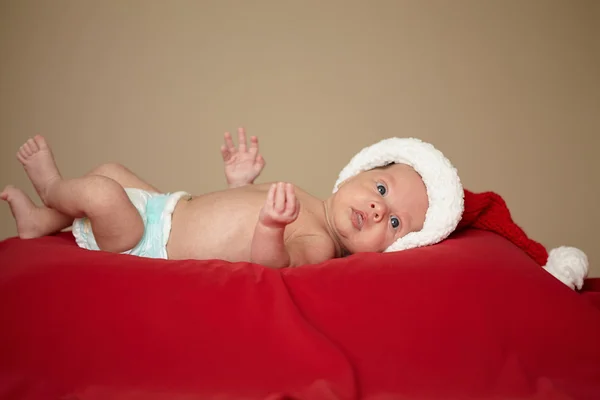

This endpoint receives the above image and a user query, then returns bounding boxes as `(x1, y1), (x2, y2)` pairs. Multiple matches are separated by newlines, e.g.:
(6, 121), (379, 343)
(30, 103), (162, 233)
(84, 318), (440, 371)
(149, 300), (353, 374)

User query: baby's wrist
(227, 177), (253, 188)
(256, 220), (286, 233)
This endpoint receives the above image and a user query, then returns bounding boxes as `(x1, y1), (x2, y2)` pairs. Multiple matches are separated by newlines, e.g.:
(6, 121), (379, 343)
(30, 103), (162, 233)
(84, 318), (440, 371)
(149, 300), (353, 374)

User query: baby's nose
(369, 201), (386, 222)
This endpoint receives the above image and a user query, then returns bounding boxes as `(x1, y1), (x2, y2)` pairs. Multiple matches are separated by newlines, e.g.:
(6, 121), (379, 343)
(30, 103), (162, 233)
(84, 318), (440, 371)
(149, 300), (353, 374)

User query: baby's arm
(221, 127), (266, 188)
(251, 182), (299, 268)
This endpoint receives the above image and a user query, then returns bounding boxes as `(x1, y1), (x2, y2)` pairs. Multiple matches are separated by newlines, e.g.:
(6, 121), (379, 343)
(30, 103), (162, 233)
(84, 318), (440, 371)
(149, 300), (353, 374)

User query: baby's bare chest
(166, 187), (329, 262)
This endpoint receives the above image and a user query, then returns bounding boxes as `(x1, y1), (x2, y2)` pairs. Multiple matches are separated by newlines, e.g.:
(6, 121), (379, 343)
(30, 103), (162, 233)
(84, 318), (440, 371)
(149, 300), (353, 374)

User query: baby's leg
(8, 137), (159, 243)
(17, 135), (144, 253)
(1, 185), (72, 239)
(9, 145), (160, 236)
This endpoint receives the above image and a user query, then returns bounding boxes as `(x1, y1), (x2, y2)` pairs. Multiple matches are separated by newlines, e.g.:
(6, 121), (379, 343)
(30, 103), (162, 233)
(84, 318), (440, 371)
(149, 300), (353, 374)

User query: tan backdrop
(1, 0), (598, 276)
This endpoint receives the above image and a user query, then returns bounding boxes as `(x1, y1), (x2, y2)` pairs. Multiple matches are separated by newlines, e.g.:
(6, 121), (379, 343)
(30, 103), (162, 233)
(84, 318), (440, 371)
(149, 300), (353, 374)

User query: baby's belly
(165, 191), (264, 262)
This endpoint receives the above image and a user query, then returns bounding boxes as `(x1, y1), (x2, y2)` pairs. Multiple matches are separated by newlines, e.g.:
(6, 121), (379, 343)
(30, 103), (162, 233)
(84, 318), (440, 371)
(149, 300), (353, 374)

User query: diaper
(72, 188), (189, 259)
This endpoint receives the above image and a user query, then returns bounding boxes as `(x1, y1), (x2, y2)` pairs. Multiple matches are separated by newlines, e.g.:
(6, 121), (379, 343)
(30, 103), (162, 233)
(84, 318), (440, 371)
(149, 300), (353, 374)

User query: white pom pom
(542, 246), (589, 290)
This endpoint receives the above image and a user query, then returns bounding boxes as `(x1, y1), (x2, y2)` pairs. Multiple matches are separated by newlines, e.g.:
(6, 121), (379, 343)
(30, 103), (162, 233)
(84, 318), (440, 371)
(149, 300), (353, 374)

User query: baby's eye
(376, 183), (386, 196)
(390, 216), (400, 229)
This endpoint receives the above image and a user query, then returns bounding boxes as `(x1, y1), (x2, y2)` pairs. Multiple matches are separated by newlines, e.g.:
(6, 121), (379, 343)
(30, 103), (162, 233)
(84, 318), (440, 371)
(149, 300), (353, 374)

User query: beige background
(1, 0), (598, 276)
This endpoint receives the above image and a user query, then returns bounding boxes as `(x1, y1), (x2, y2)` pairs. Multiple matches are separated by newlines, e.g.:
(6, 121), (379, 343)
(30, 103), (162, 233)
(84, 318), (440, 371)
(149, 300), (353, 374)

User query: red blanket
(1, 229), (599, 400)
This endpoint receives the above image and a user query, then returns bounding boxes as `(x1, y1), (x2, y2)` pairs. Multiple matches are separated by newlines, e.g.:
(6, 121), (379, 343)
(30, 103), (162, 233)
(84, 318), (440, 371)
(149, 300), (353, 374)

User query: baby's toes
(33, 135), (48, 151)
(27, 137), (40, 153)
(0, 185), (15, 200)
(16, 150), (26, 164)
(21, 143), (32, 157)
(23, 140), (36, 156)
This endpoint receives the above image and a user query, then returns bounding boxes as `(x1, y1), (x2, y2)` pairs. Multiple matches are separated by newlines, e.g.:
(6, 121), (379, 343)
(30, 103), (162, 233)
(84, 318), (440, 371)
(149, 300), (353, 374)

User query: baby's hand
(259, 182), (300, 229)
(221, 127), (266, 188)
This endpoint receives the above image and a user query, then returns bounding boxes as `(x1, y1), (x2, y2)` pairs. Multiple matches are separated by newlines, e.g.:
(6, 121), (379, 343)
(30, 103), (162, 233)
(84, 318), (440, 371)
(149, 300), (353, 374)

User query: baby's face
(327, 163), (429, 254)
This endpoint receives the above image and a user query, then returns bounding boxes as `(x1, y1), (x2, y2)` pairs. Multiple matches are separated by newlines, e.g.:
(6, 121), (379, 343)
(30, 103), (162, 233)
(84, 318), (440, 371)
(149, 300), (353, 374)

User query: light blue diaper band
(72, 188), (189, 259)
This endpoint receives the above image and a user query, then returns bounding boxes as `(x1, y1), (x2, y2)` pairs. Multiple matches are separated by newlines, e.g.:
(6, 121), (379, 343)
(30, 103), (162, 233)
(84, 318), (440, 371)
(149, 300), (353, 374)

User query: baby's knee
(81, 175), (129, 215)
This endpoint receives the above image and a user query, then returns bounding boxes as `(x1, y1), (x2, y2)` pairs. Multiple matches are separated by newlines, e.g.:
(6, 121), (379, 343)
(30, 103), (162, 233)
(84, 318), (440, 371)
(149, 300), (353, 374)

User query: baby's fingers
(237, 127), (247, 152)
(284, 183), (299, 215)
(274, 182), (286, 212)
(220, 145), (232, 162)
(266, 182), (276, 208)
(224, 131), (236, 153)
(254, 154), (266, 171)
(249, 135), (259, 157)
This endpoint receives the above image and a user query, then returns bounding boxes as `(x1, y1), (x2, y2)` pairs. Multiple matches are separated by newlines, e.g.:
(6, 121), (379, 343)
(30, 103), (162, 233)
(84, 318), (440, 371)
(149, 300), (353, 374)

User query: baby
(1, 129), (459, 268)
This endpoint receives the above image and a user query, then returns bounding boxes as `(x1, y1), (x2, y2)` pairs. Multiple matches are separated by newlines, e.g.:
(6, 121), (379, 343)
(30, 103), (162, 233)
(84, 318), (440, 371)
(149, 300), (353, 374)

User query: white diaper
(72, 188), (189, 259)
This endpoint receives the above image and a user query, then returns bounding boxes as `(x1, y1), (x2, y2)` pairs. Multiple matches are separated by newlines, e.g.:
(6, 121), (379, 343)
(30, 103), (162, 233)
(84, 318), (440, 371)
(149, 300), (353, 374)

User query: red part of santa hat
(456, 190), (588, 290)
(334, 137), (589, 290)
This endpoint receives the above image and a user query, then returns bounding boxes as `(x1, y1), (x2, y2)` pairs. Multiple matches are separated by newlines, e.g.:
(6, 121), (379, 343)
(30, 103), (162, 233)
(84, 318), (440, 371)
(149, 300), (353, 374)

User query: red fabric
(1, 230), (600, 400)
(456, 189), (550, 266)
(581, 279), (600, 311)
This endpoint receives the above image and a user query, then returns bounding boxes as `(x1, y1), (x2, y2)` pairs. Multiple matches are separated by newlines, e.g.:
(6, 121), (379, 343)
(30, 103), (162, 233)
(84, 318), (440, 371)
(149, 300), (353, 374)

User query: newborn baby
(1, 129), (589, 292)
(1, 129), (450, 268)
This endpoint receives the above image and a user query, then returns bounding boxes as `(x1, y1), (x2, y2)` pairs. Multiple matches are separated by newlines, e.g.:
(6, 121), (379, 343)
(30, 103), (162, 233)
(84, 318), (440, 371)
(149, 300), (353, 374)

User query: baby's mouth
(351, 208), (365, 230)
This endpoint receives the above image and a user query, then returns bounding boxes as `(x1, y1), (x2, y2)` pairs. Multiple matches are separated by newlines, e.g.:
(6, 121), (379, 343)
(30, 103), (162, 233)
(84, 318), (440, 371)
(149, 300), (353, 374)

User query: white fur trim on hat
(542, 246), (589, 290)
(333, 137), (464, 252)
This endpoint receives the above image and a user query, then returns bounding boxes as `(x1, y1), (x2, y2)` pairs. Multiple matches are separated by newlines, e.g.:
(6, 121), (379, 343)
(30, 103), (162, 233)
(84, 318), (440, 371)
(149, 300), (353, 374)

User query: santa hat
(333, 137), (589, 290)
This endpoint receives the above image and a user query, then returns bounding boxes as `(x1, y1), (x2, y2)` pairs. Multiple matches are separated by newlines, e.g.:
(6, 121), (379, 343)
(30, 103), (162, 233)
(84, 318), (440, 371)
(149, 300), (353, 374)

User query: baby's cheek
(382, 230), (399, 250)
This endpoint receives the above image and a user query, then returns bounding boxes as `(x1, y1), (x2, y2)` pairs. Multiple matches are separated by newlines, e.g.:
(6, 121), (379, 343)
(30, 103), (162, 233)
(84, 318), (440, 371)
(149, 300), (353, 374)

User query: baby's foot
(16, 135), (62, 205)
(1, 185), (46, 239)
